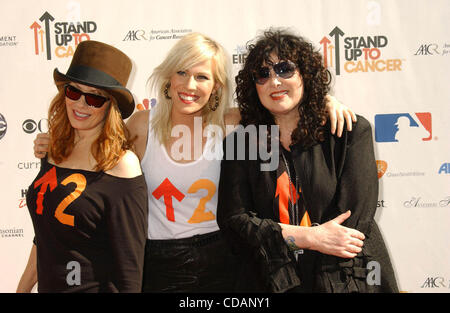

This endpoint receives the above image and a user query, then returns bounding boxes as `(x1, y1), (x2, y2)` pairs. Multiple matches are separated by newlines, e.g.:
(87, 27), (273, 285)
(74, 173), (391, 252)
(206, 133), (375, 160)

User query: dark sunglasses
(252, 60), (297, 85)
(64, 84), (109, 108)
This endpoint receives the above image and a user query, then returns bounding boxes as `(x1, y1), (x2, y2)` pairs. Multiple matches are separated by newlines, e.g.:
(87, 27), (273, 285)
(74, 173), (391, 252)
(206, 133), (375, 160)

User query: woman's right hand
(34, 133), (50, 158)
(308, 210), (365, 259)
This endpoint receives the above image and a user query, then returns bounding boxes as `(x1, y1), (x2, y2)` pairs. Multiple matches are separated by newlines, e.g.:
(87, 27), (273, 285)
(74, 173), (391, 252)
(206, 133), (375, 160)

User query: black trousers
(142, 231), (238, 293)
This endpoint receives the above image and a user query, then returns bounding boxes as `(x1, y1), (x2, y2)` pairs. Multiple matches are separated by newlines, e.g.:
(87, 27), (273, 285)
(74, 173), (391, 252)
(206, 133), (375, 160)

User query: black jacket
(217, 116), (399, 293)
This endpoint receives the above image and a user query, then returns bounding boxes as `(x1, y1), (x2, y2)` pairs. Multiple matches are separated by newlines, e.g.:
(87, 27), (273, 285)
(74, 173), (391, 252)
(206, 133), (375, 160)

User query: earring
(164, 83), (171, 99)
(209, 94), (219, 111)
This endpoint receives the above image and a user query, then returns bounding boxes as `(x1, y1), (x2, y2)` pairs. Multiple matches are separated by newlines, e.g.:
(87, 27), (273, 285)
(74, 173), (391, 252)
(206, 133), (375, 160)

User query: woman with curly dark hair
(236, 30), (330, 148)
(217, 29), (398, 293)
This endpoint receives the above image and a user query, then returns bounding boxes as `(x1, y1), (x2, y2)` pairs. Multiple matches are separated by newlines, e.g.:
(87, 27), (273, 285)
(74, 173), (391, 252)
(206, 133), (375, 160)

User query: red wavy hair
(48, 81), (134, 171)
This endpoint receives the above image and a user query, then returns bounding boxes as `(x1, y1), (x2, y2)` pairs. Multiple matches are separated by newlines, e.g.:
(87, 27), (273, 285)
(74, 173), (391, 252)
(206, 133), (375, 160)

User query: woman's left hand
(308, 210), (365, 259)
(325, 95), (357, 137)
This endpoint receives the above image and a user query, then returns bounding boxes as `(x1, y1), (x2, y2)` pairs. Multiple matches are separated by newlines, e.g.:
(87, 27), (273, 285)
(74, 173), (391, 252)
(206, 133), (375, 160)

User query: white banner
(0, 0), (449, 293)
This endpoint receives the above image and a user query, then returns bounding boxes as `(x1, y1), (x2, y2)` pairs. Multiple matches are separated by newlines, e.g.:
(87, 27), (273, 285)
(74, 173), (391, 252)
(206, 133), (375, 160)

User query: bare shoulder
(106, 150), (142, 178)
(126, 109), (150, 137)
(224, 107), (241, 126)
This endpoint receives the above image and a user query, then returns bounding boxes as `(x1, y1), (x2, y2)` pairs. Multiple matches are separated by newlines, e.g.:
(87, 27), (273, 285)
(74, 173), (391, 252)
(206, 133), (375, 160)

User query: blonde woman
(33, 33), (355, 292)
(17, 41), (148, 293)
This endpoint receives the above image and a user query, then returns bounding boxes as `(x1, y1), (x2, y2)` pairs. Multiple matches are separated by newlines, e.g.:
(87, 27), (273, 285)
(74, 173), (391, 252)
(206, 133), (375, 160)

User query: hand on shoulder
(34, 133), (50, 158)
(126, 109), (150, 136)
(224, 107), (241, 127)
(106, 150), (142, 178)
(126, 110), (150, 161)
(224, 107), (241, 136)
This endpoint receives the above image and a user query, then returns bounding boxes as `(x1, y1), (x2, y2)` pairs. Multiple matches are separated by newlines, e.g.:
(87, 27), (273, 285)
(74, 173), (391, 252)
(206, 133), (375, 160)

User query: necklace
(281, 148), (305, 259)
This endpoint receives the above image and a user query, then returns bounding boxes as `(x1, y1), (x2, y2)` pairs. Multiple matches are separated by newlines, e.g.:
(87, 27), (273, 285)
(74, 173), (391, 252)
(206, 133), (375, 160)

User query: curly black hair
(236, 28), (331, 148)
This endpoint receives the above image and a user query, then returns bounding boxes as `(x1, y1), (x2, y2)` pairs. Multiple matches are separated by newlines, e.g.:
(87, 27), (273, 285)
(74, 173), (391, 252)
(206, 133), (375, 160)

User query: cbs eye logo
(0, 113), (7, 140)
(22, 118), (48, 134)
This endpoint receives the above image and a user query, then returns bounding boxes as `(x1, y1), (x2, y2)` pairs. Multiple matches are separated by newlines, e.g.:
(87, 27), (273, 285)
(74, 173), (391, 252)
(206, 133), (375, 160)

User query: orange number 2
(54, 174), (86, 226)
(187, 179), (216, 224)
(34, 167), (86, 227)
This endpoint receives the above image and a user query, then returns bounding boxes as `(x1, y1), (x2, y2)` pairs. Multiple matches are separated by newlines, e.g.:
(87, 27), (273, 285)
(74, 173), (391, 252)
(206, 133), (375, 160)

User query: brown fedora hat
(54, 40), (135, 119)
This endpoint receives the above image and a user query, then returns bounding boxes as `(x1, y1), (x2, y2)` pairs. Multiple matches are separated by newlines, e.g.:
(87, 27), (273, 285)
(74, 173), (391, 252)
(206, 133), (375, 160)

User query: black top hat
(53, 40), (135, 119)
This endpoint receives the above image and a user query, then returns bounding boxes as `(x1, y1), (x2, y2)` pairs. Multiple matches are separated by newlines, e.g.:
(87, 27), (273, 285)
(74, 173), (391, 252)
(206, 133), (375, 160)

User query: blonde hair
(147, 32), (231, 145)
(48, 81), (133, 171)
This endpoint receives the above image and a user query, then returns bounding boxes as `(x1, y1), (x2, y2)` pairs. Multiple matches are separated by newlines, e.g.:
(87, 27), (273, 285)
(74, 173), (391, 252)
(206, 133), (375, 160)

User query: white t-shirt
(141, 110), (223, 239)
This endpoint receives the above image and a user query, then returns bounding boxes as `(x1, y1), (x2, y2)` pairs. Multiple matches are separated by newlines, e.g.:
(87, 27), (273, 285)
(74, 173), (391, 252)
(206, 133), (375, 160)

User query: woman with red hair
(17, 41), (148, 293)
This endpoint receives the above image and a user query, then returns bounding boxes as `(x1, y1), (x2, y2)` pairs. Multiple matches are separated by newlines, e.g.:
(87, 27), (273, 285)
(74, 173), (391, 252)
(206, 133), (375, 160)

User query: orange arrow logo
(152, 178), (185, 222)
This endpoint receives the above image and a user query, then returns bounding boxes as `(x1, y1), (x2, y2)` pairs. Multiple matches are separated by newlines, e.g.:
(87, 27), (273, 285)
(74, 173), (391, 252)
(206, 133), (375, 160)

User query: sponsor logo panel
(421, 277), (450, 289)
(123, 28), (192, 42)
(374, 112), (432, 143)
(22, 118), (48, 134)
(0, 113), (7, 140)
(0, 35), (19, 47)
(0, 227), (24, 238)
(414, 43), (450, 56)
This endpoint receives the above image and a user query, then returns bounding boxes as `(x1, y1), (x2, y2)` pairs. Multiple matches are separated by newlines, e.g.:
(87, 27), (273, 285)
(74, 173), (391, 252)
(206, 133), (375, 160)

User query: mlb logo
(374, 113), (432, 142)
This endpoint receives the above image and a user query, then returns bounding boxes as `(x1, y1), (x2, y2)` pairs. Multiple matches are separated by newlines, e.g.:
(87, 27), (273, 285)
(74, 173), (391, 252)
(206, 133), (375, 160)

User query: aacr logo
(421, 277), (447, 288)
(414, 44), (450, 56)
(123, 30), (147, 41)
(414, 44), (439, 55)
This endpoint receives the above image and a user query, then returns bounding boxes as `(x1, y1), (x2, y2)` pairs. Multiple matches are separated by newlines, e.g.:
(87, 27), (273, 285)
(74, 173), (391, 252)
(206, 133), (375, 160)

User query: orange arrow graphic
(29, 21), (41, 55)
(152, 178), (185, 222)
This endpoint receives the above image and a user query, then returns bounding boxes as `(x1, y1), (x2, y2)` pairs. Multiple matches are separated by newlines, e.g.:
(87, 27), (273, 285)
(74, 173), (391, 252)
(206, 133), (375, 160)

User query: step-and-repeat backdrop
(0, 0), (449, 293)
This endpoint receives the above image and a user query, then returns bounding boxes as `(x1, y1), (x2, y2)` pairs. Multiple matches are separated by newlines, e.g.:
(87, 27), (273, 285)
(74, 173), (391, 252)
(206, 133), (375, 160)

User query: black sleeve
(217, 132), (300, 292)
(316, 116), (383, 292)
(335, 116), (378, 235)
(105, 176), (148, 292)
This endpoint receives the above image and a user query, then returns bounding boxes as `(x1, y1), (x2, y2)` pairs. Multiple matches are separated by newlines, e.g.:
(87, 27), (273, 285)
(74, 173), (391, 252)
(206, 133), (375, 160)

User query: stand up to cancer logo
(30, 11), (97, 60)
(320, 26), (403, 75)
